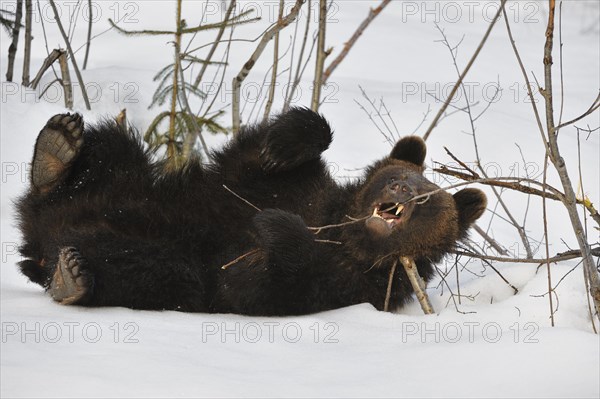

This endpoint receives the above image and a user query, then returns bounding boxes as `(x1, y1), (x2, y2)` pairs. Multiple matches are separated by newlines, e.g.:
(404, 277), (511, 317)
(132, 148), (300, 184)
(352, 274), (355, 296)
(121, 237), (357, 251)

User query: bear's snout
(379, 179), (416, 205)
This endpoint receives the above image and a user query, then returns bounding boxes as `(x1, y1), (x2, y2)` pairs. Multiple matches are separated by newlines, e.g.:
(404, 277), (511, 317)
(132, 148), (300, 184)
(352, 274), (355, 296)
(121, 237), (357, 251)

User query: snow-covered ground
(1, 1), (599, 397)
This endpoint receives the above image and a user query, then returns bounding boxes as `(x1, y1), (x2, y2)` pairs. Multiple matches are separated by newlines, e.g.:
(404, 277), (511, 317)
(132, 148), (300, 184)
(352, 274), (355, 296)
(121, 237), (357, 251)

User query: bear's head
(353, 136), (487, 258)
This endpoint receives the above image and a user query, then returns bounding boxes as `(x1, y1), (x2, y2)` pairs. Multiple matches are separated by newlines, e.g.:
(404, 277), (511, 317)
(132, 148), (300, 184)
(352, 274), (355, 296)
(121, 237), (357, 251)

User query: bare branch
(108, 10), (258, 36)
(577, 129), (598, 333)
(5, 0), (23, 82)
(471, 224), (509, 255)
(166, 0), (183, 166)
(283, 0), (313, 112)
(192, 0), (237, 89)
(57, 50), (73, 109)
(556, 92), (600, 130)
(83, 0), (92, 69)
(222, 184), (262, 212)
(432, 166), (566, 202)
(49, 0), (91, 110)
(383, 260), (398, 312)
(452, 248), (600, 265)
(262, 0), (284, 121)
(541, 0), (600, 321)
(422, 0), (508, 141)
(232, 0), (304, 133)
(501, 6), (549, 153)
(221, 249), (260, 270)
(29, 49), (63, 89)
(311, 0), (327, 111)
(400, 256), (435, 314)
(322, 0), (391, 84)
(22, 0), (32, 86)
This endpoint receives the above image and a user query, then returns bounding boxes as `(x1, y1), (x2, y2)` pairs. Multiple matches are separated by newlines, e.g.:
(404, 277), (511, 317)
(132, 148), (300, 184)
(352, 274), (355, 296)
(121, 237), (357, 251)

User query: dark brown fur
(16, 108), (487, 315)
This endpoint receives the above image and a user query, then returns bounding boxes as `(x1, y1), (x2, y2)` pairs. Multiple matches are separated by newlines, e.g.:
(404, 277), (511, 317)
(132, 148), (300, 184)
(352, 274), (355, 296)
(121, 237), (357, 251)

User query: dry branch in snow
(400, 257), (434, 314)
(232, 0), (304, 133)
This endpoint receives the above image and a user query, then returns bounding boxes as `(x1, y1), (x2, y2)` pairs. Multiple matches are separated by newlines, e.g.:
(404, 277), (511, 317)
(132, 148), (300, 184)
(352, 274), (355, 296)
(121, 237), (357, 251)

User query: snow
(1, 1), (599, 397)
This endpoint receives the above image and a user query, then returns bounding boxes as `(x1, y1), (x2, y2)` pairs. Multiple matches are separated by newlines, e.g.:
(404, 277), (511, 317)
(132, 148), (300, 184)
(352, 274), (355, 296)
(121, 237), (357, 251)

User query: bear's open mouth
(372, 202), (405, 227)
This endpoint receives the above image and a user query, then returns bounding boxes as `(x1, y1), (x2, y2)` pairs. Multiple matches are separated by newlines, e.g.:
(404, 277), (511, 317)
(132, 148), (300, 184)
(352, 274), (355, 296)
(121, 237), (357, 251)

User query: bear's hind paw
(32, 113), (84, 193)
(49, 247), (93, 305)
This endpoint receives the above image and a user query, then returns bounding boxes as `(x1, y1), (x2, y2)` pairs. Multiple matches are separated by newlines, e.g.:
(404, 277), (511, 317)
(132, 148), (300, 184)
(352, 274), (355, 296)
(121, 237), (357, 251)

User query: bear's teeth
(395, 204), (404, 216)
(373, 207), (381, 218)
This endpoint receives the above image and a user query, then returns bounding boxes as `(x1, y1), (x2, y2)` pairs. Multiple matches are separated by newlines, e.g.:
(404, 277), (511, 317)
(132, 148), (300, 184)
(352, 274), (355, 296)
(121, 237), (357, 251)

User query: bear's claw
(49, 247), (92, 305)
(32, 113), (84, 192)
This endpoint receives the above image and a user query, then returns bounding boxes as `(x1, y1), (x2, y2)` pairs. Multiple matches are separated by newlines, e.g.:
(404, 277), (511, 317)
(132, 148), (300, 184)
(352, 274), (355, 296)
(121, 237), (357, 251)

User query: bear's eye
(388, 177), (396, 185)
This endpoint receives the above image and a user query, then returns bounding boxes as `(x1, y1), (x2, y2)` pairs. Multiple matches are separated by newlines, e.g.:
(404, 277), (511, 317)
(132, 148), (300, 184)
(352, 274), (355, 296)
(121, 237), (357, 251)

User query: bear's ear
(453, 188), (487, 235)
(390, 136), (426, 167)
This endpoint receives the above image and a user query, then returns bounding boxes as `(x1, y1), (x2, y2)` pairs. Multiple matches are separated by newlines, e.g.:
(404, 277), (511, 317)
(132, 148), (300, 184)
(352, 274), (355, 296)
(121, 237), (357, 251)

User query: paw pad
(32, 113), (84, 192)
(49, 247), (92, 305)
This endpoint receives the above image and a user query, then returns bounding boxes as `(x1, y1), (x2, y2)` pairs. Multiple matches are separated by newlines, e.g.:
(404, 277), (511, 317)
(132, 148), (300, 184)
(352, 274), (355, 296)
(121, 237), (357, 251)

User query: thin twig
(308, 215), (370, 234)
(383, 260), (398, 312)
(472, 224), (508, 255)
(283, 0), (312, 112)
(166, 0), (184, 165)
(436, 162), (600, 227)
(435, 25), (533, 258)
(443, 146), (478, 177)
(177, 62), (213, 162)
(199, 11), (236, 120)
(435, 264), (477, 314)
(262, 0), (284, 122)
(314, 239), (342, 245)
(38, 78), (62, 99)
(541, 78), (555, 326)
(501, 5), (550, 153)
(555, 92), (600, 130)
(311, 0), (327, 111)
(577, 129), (597, 333)
(192, 0), (237, 89)
(221, 249), (260, 270)
(232, 0), (304, 133)
(83, 0), (92, 69)
(222, 184), (262, 212)
(48, 0), (91, 110)
(322, 0), (391, 84)
(412, 174), (565, 205)
(22, 0), (32, 86)
(29, 49), (63, 89)
(57, 51), (73, 109)
(422, 0), (508, 141)
(434, 166), (568, 204)
(108, 11), (257, 36)
(5, 0), (23, 82)
(482, 258), (519, 294)
(283, 13), (301, 111)
(452, 248), (599, 264)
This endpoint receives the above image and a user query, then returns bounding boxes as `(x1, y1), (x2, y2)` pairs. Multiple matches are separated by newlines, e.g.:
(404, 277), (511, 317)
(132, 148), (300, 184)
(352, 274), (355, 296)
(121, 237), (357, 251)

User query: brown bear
(16, 108), (486, 315)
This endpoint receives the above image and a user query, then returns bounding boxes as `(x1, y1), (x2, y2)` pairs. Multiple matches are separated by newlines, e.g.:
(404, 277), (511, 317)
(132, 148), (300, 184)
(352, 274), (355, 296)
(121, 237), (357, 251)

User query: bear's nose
(388, 183), (410, 194)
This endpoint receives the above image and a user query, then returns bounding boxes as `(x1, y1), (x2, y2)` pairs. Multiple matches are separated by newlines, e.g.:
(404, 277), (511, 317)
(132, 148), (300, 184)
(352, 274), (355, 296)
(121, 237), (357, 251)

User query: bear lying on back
(16, 108), (486, 315)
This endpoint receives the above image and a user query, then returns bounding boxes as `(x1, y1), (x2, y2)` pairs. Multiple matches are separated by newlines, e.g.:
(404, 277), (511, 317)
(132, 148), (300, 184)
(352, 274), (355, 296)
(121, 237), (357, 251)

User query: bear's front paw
(260, 107), (332, 173)
(252, 209), (315, 274)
